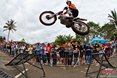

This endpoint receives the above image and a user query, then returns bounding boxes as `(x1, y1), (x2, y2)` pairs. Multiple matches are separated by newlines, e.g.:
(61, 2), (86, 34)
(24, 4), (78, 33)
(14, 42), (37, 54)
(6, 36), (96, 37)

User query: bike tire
(71, 21), (89, 35)
(39, 11), (57, 26)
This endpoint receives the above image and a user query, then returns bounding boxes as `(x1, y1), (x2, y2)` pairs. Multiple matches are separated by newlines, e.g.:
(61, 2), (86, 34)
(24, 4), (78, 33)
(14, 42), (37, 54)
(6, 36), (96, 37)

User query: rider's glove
(64, 7), (68, 10)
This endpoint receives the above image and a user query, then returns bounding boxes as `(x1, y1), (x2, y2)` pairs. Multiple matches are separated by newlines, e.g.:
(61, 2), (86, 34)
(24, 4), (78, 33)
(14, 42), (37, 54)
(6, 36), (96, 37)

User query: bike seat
(74, 17), (87, 21)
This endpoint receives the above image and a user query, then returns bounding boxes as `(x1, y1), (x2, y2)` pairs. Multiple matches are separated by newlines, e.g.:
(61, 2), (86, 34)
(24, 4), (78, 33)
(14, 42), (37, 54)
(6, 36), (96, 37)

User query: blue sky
(0, 0), (117, 43)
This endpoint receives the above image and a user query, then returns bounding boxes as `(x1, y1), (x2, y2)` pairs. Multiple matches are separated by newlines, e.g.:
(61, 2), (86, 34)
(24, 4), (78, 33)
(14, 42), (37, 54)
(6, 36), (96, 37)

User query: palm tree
(54, 34), (74, 45)
(108, 9), (117, 26)
(65, 34), (74, 42)
(55, 35), (66, 45)
(3, 19), (16, 41)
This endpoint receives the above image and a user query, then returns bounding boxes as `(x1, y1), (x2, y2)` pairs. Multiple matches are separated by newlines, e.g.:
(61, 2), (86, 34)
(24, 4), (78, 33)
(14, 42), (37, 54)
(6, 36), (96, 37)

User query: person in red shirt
(46, 43), (52, 64)
(64, 0), (79, 17)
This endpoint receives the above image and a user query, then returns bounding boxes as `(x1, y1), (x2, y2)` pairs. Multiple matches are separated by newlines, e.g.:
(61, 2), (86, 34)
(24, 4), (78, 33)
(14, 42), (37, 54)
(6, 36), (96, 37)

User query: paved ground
(0, 51), (117, 78)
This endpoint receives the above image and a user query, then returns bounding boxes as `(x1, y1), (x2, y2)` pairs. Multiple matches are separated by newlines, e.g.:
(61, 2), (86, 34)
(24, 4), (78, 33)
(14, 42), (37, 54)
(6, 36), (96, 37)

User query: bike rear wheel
(39, 11), (57, 26)
(72, 21), (89, 35)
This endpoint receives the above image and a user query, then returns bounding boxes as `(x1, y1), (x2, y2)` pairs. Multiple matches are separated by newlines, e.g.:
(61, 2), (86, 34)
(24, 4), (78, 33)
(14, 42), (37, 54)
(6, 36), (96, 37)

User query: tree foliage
(87, 21), (100, 37)
(0, 36), (6, 42)
(54, 35), (74, 45)
(99, 23), (116, 39)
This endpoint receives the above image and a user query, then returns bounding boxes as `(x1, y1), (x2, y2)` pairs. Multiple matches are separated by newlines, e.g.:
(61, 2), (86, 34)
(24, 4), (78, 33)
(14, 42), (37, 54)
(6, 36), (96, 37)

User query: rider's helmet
(66, 0), (72, 5)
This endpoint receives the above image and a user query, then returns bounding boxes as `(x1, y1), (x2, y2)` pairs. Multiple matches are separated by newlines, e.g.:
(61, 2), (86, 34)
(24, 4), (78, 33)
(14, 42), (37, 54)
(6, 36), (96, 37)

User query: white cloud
(0, 0), (117, 43)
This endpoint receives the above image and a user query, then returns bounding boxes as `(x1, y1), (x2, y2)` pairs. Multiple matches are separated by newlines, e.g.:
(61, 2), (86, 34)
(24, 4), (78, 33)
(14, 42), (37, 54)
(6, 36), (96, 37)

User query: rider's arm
(62, 7), (68, 15)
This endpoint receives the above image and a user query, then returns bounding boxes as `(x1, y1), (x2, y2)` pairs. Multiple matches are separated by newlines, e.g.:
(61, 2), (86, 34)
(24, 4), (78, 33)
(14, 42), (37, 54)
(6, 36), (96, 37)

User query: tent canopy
(90, 37), (108, 44)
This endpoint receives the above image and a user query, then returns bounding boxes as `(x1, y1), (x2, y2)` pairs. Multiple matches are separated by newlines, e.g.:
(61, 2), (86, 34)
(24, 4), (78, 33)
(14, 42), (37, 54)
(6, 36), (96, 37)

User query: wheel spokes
(41, 13), (55, 24)
(74, 23), (88, 32)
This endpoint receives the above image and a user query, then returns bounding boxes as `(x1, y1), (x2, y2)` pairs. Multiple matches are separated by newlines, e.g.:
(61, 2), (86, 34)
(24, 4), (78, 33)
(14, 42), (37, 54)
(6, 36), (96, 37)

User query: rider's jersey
(69, 4), (77, 9)
(68, 4), (78, 17)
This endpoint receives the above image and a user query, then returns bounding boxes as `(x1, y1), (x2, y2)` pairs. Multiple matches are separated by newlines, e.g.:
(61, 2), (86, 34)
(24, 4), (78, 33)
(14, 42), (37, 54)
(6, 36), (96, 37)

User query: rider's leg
(65, 9), (79, 28)
(70, 8), (79, 17)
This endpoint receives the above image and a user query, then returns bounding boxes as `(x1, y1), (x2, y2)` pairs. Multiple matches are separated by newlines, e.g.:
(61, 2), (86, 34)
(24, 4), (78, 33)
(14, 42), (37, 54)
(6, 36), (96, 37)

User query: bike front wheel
(39, 11), (57, 26)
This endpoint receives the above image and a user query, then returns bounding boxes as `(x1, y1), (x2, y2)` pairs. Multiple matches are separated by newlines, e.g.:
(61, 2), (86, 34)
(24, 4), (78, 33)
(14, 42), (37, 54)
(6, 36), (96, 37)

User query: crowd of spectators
(0, 41), (117, 67)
